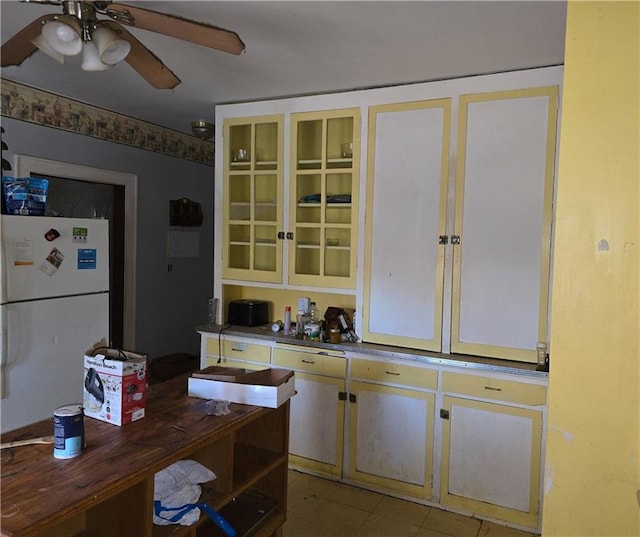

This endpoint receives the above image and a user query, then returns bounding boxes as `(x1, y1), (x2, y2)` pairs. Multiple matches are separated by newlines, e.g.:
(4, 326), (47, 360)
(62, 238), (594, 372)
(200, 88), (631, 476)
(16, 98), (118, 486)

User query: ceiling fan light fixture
(92, 24), (131, 65)
(31, 34), (65, 64)
(191, 120), (214, 140)
(41, 16), (82, 56)
(81, 40), (112, 72)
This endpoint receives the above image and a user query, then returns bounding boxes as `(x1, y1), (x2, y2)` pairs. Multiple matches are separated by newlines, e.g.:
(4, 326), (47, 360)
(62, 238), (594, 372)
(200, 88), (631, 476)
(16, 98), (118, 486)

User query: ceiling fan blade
(106, 3), (245, 55)
(1, 14), (58, 67)
(103, 21), (180, 89)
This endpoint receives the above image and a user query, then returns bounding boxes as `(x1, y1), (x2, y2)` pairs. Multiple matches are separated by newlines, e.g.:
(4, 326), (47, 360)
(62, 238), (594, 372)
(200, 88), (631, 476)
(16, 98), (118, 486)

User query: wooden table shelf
(0, 373), (290, 537)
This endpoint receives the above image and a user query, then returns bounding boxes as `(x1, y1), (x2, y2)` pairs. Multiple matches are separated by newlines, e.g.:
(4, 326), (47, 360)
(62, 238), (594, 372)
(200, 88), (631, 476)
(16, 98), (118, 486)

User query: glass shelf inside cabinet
(326, 158), (353, 169)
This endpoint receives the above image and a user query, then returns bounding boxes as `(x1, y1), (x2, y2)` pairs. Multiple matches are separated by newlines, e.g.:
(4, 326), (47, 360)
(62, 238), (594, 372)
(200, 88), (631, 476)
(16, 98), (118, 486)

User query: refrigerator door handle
(0, 304), (6, 399)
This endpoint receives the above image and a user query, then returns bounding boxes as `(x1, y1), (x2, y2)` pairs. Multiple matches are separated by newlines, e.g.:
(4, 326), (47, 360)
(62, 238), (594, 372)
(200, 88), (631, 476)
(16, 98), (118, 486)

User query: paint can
(53, 405), (85, 459)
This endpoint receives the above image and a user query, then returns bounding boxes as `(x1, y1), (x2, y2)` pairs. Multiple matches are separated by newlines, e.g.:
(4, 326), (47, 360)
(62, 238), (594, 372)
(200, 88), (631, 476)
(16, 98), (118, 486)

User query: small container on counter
(53, 405), (85, 459)
(304, 323), (321, 340)
(284, 306), (292, 334)
(329, 328), (341, 344)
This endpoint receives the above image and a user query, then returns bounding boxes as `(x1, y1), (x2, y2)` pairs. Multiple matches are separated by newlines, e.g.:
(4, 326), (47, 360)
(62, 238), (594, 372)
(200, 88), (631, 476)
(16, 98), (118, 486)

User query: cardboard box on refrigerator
(188, 367), (295, 408)
(83, 344), (147, 426)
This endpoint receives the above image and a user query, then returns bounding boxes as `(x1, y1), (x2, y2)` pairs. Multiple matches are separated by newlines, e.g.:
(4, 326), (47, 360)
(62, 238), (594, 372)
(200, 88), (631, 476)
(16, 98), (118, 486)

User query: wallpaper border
(1, 78), (214, 166)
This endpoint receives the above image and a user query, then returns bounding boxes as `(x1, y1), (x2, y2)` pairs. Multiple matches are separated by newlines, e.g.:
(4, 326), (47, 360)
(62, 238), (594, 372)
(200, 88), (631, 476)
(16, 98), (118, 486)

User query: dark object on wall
(170, 197), (203, 227)
(228, 300), (269, 327)
(1, 126), (11, 172)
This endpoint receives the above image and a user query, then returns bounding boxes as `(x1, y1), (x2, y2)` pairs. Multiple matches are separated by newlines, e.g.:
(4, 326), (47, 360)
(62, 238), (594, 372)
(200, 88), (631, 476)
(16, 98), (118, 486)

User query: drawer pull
(386, 371), (400, 376)
(231, 347), (245, 352)
(484, 386), (502, 392)
(301, 359), (316, 364)
(317, 351), (329, 356)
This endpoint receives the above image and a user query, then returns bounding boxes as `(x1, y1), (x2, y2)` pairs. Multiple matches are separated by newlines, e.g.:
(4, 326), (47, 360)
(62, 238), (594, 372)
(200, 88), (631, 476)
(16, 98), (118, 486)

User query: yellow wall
(542, 2), (639, 536)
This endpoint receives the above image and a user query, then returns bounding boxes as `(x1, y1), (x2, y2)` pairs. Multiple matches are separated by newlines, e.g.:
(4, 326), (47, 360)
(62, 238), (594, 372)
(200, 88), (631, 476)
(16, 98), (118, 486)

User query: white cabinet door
(452, 87), (558, 361)
(363, 99), (451, 351)
(288, 372), (345, 477)
(349, 381), (435, 499)
(440, 395), (543, 528)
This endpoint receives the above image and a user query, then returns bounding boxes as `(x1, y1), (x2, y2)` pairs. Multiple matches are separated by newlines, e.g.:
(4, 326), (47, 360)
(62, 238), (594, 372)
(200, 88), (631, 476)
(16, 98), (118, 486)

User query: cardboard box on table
(188, 367), (295, 408)
(83, 345), (147, 426)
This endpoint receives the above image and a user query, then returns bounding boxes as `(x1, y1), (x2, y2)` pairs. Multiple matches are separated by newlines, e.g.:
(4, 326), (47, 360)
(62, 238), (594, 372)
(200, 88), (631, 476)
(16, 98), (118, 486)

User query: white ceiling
(0, 0), (567, 135)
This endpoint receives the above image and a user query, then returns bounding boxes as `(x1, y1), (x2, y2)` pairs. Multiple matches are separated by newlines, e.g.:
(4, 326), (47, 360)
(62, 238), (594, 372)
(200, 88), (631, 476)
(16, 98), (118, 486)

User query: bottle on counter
(284, 306), (292, 335)
(309, 301), (320, 324)
(304, 302), (321, 340)
(295, 310), (306, 339)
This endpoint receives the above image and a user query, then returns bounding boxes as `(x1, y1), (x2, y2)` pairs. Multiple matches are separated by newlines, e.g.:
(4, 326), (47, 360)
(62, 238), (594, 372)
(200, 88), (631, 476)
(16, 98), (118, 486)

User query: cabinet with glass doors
(222, 115), (284, 283)
(289, 109), (360, 289)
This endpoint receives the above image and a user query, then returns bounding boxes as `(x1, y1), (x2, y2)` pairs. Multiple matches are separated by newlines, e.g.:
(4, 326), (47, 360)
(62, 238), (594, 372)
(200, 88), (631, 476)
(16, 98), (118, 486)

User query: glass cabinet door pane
(296, 173), (322, 224)
(325, 227), (351, 278)
(297, 119), (323, 168)
(228, 224), (250, 269)
(327, 117), (354, 168)
(325, 173), (352, 224)
(254, 224), (277, 272)
(228, 175), (251, 220)
(229, 124), (251, 167)
(325, 249), (350, 278)
(255, 122), (279, 168)
(295, 227), (321, 275)
(254, 174), (278, 222)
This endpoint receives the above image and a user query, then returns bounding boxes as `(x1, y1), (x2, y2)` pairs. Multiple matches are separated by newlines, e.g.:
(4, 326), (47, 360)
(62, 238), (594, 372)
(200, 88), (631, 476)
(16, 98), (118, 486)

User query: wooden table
(0, 374), (290, 537)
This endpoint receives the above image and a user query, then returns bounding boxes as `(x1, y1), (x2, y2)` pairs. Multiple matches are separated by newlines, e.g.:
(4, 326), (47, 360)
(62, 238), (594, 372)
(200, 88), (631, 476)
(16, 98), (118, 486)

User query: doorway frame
(15, 154), (137, 348)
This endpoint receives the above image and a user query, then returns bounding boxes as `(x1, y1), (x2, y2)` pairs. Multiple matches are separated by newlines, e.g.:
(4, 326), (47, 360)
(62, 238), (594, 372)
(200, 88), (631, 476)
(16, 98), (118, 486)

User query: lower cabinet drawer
(442, 371), (547, 406)
(273, 347), (346, 377)
(205, 337), (271, 364)
(351, 359), (437, 390)
(204, 356), (265, 371)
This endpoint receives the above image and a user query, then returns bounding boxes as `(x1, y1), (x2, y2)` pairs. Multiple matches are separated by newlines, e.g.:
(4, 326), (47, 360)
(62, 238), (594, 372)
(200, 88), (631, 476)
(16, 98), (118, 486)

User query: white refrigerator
(0, 215), (110, 433)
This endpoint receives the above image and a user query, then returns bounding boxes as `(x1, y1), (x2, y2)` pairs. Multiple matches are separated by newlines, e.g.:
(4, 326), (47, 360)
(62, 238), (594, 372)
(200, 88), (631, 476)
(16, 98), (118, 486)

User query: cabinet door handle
(484, 385), (502, 391)
(301, 359), (315, 364)
(385, 371), (400, 376)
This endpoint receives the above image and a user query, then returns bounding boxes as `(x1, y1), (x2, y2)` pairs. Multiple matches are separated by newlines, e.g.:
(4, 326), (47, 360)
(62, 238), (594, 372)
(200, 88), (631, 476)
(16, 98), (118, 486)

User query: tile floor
(283, 470), (538, 537)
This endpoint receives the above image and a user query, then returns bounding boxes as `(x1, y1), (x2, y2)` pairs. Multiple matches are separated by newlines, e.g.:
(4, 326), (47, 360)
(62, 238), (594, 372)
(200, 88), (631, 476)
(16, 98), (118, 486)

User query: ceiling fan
(0, 0), (245, 89)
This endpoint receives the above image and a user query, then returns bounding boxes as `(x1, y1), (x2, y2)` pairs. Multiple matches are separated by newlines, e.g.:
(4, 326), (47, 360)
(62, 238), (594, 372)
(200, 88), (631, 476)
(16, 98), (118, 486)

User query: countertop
(197, 324), (549, 380)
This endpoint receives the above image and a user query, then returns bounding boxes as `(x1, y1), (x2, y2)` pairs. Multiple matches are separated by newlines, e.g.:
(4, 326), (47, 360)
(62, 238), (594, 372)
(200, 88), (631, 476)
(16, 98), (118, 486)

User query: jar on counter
(329, 328), (341, 344)
(304, 323), (321, 340)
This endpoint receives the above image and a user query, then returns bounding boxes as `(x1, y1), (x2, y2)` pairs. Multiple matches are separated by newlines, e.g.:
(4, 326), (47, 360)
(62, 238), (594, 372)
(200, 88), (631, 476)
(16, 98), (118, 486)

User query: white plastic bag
(153, 459), (216, 526)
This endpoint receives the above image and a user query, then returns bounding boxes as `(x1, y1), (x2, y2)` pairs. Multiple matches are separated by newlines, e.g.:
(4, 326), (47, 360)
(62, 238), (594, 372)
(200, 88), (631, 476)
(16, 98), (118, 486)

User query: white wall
(2, 117), (214, 358)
